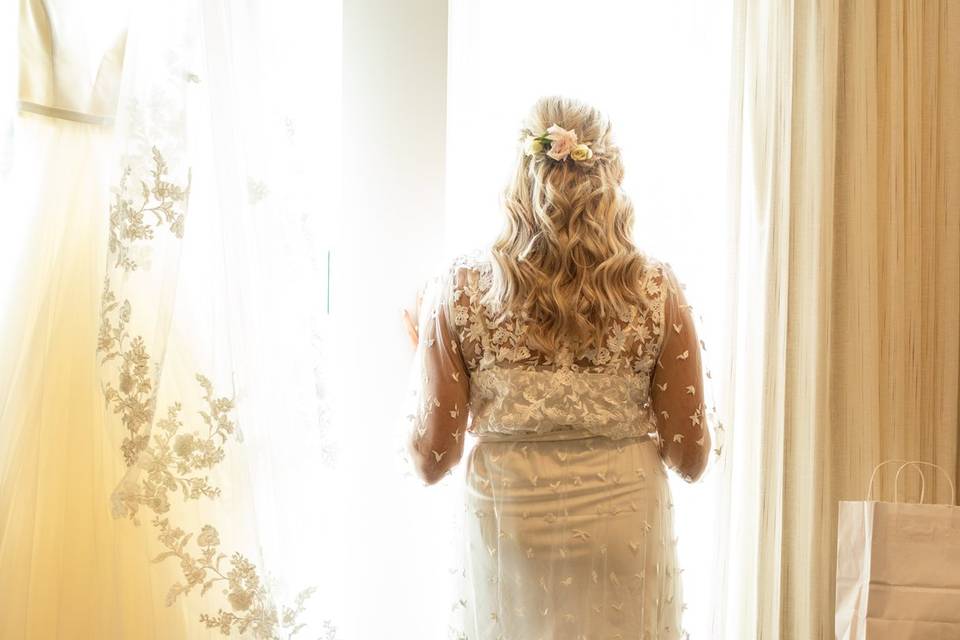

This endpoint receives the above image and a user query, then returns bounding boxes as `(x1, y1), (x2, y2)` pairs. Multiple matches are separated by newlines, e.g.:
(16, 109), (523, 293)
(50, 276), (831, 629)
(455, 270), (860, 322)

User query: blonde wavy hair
(481, 95), (648, 355)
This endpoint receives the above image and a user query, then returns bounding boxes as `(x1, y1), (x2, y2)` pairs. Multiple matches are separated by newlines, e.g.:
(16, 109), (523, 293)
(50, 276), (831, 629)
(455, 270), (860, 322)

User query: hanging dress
(0, 0), (204, 637)
(1, 1), (332, 637)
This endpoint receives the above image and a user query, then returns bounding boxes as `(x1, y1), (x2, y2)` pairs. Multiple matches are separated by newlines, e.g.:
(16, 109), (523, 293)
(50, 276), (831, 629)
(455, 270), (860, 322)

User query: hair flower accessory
(524, 123), (593, 162)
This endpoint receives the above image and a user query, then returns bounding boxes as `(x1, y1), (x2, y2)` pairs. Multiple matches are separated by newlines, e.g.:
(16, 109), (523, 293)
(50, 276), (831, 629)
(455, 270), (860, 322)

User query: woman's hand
(402, 286), (423, 348)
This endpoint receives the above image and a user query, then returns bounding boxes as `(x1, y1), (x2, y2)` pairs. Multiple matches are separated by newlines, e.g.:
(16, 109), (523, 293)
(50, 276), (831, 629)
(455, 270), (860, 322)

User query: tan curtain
(716, 1), (960, 637)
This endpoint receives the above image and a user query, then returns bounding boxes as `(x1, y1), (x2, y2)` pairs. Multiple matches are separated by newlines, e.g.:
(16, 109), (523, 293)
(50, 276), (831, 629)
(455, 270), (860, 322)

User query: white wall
(338, 0), (450, 430)
(335, 2), (456, 637)
(341, 0), (449, 303)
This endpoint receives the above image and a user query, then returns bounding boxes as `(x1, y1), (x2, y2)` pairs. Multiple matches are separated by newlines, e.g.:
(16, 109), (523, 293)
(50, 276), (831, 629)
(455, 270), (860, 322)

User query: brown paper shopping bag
(836, 461), (960, 640)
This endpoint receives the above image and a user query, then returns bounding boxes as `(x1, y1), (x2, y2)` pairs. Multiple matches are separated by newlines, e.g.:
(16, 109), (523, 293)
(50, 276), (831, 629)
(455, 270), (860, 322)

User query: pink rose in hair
(545, 124), (578, 160)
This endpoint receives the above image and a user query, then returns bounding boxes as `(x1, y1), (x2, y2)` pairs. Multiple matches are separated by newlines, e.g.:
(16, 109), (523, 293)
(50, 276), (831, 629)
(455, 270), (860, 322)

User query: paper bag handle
(867, 460), (925, 501)
(867, 459), (956, 505)
(893, 461), (956, 505)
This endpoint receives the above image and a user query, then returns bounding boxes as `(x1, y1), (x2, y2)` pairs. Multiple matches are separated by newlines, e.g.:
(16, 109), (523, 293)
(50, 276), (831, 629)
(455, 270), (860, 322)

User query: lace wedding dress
(0, 2), (197, 637)
(3, 0), (348, 636)
(408, 249), (709, 640)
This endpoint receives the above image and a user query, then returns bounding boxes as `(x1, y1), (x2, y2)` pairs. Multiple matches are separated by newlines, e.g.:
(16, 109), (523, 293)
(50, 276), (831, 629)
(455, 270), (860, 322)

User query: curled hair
(481, 95), (648, 355)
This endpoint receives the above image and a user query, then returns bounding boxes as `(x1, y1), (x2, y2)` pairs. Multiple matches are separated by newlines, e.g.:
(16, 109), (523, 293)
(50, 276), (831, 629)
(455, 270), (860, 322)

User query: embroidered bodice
(448, 250), (668, 442)
(406, 247), (710, 482)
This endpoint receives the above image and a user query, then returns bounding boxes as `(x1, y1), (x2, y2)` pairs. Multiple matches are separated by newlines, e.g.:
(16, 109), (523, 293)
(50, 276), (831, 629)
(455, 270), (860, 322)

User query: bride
(403, 95), (711, 639)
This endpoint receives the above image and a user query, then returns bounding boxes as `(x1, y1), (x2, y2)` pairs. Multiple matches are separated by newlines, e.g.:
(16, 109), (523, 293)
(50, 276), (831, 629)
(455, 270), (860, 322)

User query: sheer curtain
(444, 1), (734, 637)
(716, 1), (960, 637)
(101, 0), (342, 633)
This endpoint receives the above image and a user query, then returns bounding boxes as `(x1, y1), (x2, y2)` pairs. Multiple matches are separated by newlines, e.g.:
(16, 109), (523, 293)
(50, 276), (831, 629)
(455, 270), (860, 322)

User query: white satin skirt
(461, 430), (684, 640)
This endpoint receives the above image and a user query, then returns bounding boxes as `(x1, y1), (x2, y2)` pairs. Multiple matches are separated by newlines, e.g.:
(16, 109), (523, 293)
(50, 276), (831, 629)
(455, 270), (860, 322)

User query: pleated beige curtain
(716, 1), (960, 638)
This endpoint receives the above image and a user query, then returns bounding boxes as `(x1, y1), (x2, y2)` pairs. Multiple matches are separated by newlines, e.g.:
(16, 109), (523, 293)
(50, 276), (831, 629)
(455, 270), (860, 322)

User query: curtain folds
(102, 0), (345, 634)
(717, 1), (960, 637)
(99, 0), (334, 634)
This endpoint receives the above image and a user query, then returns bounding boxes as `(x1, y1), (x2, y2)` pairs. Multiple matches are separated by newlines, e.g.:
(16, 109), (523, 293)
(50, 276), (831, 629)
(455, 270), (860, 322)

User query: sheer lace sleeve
(650, 263), (711, 482)
(406, 263), (471, 485)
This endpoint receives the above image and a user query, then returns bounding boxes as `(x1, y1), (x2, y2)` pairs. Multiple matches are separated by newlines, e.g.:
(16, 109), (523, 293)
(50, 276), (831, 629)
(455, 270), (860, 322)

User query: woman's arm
(650, 264), (711, 482)
(405, 265), (470, 485)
